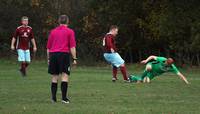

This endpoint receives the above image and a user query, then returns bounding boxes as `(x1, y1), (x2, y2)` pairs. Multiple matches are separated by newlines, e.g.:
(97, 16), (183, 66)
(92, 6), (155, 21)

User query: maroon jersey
(103, 34), (117, 53)
(13, 25), (34, 50)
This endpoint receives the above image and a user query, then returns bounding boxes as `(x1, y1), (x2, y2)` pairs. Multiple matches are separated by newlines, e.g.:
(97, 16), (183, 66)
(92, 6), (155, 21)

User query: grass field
(0, 59), (200, 114)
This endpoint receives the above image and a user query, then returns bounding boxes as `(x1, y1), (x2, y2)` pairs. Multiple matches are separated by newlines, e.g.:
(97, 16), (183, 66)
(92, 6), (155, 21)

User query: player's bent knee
(146, 65), (152, 71)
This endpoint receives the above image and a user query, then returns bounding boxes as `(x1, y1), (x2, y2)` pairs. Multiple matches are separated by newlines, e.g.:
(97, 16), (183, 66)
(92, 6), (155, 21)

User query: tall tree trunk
(197, 53), (200, 66)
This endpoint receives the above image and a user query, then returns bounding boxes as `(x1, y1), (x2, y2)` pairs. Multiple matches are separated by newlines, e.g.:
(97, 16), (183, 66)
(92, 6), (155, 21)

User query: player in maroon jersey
(11, 16), (37, 76)
(103, 25), (129, 82)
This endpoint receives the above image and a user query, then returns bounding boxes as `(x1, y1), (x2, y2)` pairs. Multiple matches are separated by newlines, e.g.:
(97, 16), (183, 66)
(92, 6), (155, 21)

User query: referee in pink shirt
(47, 15), (77, 104)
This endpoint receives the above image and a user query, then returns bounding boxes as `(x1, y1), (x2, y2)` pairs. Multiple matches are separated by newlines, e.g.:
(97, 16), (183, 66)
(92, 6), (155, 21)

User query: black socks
(51, 82), (58, 101)
(51, 82), (69, 102)
(61, 82), (68, 100)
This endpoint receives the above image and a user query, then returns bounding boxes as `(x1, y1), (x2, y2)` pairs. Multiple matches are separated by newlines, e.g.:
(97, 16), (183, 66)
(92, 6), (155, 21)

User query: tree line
(0, 0), (200, 66)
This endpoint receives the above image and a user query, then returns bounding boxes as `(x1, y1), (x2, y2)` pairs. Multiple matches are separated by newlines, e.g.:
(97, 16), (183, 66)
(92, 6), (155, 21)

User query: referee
(47, 15), (77, 103)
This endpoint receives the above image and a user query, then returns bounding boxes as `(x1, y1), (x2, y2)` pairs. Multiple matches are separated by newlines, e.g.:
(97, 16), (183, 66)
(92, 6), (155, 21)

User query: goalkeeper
(129, 55), (189, 84)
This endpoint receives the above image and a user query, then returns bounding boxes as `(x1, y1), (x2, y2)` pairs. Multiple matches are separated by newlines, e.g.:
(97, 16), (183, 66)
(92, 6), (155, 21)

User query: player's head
(109, 25), (118, 36)
(166, 58), (174, 65)
(21, 16), (29, 26)
(58, 15), (69, 25)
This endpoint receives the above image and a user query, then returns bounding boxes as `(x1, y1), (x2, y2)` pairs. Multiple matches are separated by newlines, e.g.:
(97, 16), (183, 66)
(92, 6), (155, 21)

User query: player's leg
(119, 63), (129, 81)
(48, 52), (59, 102)
(104, 53), (118, 81)
(17, 49), (26, 76)
(59, 53), (70, 103)
(25, 50), (31, 67)
(129, 64), (153, 83)
(129, 75), (143, 82)
(24, 50), (31, 74)
(142, 64), (157, 83)
(141, 64), (152, 81)
(143, 73), (155, 83)
(129, 64), (155, 83)
(20, 62), (26, 76)
(51, 75), (58, 102)
(113, 53), (129, 81)
(61, 73), (70, 103)
(112, 65), (118, 82)
(129, 64), (151, 83)
(104, 53), (129, 82)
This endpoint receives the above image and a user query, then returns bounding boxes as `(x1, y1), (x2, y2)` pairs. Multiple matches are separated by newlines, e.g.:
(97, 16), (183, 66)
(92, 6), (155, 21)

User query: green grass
(0, 60), (200, 114)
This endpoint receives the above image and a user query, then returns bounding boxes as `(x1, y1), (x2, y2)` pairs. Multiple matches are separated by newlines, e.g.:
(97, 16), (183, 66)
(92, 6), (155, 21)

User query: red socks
(112, 66), (128, 81)
(21, 62), (29, 71)
(25, 63), (29, 68)
(112, 66), (118, 79)
(120, 66), (128, 80)
(21, 63), (26, 71)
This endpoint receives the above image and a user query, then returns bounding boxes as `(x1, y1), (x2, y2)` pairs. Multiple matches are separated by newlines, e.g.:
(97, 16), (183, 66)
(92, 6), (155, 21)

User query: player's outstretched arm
(177, 72), (189, 84)
(11, 37), (16, 50)
(141, 55), (157, 64)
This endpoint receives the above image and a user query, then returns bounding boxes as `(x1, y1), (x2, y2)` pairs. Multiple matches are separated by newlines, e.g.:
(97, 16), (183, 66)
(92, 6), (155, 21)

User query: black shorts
(48, 52), (70, 75)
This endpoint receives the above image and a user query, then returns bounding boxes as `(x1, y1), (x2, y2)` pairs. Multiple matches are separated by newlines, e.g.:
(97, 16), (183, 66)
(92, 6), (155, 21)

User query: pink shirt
(47, 25), (76, 53)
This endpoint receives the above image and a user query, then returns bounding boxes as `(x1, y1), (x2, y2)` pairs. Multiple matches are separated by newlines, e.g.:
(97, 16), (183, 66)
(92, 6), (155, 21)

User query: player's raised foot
(112, 77), (117, 82)
(61, 98), (70, 104)
(19, 69), (26, 77)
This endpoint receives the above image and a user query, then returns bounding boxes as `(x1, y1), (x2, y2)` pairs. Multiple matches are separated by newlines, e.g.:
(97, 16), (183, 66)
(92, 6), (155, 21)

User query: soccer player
(129, 55), (189, 84)
(47, 15), (77, 104)
(103, 25), (129, 82)
(11, 16), (37, 76)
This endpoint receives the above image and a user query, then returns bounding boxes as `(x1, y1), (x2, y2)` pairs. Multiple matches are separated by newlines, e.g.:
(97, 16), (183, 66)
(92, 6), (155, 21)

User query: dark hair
(109, 25), (118, 31)
(58, 15), (69, 24)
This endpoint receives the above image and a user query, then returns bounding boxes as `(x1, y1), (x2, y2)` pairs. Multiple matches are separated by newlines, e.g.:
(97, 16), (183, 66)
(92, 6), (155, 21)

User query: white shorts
(103, 52), (125, 67)
(17, 49), (31, 62)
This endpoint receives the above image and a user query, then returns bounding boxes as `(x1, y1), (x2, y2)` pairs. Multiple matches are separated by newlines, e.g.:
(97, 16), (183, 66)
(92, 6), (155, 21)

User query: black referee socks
(51, 82), (58, 102)
(61, 82), (68, 100)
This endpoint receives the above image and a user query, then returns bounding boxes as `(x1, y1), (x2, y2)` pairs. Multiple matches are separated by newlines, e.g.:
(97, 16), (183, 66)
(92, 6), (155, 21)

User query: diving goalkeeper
(129, 55), (189, 84)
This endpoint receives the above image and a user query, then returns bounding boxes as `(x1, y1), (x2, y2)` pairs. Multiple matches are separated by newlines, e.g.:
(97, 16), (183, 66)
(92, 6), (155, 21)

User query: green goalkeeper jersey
(129, 57), (180, 82)
(147, 57), (179, 77)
